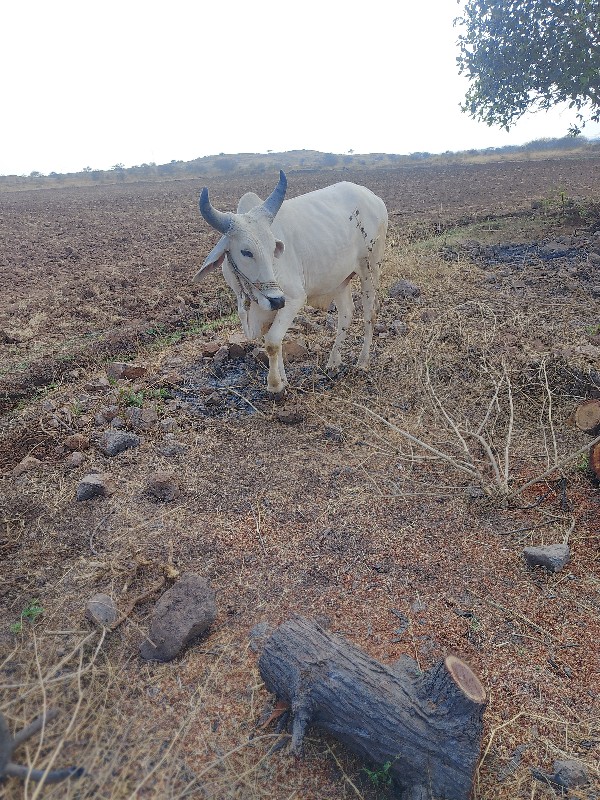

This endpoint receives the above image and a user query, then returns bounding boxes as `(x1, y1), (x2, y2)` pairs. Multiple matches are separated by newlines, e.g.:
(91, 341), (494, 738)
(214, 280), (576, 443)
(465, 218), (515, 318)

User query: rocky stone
(213, 345), (229, 365)
(84, 377), (111, 392)
(228, 333), (250, 359)
(158, 417), (178, 433)
(252, 347), (269, 366)
(532, 759), (590, 791)
(139, 574), (216, 662)
(324, 425), (344, 442)
(97, 430), (140, 457)
(283, 340), (308, 361)
(157, 436), (187, 458)
(125, 405), (158, 431)
(65, 451), (86, 468)
(551, 759), (589, 789)
(295, 314), (318, 333)
(86, 594), (118, 627)
(389, 279), (421, 300)
(64, 433), (90, 451)
(12, 455), (43, 478)
(146, 471), (181, 502)
(201, 341), (222, 358)
(159, 370), (182, 388)
(276, 406), (304, 424)
(249, 621), (272, 652)
(106, 361), (148, 380)
(540, 241), (571, 257)
(94, 405), (120, 427)
(523, 543), (570, 573)
(391, 320), (408, 335)
(76, 472), (116, 500)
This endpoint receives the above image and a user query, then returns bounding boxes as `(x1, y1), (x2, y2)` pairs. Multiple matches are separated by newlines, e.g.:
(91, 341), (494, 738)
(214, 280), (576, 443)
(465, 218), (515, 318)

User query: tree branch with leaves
(455, 0), (600, 133)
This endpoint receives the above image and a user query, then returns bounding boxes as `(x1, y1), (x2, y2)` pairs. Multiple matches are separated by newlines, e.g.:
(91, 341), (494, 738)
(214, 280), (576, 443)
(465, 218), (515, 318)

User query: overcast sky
(2, 0), (598, 176)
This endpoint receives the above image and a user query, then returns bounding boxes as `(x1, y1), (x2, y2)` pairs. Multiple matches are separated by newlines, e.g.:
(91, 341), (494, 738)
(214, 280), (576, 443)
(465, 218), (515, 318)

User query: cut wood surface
(258, 616), (487, 800)
(575, 399), (600, 435)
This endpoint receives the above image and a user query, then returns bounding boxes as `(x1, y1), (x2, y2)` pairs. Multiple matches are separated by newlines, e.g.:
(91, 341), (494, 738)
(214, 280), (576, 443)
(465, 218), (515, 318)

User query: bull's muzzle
(268, 295), (286, 310)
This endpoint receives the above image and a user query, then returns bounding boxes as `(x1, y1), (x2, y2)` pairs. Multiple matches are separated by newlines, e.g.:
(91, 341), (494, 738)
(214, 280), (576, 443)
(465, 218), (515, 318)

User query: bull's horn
(261, 170), (287, 222)
(199, 188), (233, 234)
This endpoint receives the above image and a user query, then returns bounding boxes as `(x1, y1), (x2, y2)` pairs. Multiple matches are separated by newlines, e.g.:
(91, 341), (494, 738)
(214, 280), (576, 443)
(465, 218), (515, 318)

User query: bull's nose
(269, 295), (286, 310)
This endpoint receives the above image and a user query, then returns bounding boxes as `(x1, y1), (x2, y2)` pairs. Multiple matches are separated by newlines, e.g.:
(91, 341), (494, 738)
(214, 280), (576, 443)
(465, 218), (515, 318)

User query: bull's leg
(326, 282), (354, 370)
(357, 271), (378, 369)
(358, 230), (385, 369)
(264, 296), (306, 394)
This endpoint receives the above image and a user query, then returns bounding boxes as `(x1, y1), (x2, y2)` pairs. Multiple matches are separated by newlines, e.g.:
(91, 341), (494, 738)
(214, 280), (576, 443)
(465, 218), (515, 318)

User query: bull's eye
(241, 249), (253, 258)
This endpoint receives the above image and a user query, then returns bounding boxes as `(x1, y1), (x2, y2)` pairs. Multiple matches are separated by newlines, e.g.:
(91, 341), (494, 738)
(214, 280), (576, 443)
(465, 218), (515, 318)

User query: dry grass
(1, 173), (600, 799)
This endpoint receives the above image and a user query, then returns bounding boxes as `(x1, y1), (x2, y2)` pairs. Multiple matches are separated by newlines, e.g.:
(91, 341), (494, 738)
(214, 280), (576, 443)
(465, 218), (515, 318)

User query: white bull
(194, 170), (388, 394)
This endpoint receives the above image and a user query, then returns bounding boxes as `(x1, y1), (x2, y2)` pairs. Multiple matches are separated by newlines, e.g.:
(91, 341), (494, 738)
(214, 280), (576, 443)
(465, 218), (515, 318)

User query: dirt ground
(1, 158), (599, 799)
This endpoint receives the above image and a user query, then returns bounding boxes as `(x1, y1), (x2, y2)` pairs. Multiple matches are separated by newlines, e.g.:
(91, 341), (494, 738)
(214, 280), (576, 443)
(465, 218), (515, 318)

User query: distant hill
(2, 138), (600, 191)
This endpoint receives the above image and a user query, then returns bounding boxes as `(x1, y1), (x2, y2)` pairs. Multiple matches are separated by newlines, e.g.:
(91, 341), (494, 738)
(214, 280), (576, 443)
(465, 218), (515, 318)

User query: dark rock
(249, 621), (273, 652)
(391, 320), (408, 335)
(65, 451), (86, 468)
(201, 341), (222, 357)
(86, 594), (118, 627)
(12, 456), (43, 478)
(283, 340), (309, 361)
(551, 759), (589, 789)
(157, 435), (187, 457)
(276, 406), (304, 424)
(106, 361), (148, 380)
(97, 430), (140, 457)
(251, 347), (269, 366)
(540, 241), (571, 258)
(76, 472), (116, 500)
(389, 279), (421, 300)
(84, 377), (111, 392)
(324, 425), (344, 442)
(228, 334), (250, 359)
(523, 544), (570, 573)
(125, 406), (158, 431)
(213, 346), (229, 366)
(146, 471), (181, 502)
(139, 574), (216, 662)
(532, 759), (589, 791)
(64, 433), (90, 451)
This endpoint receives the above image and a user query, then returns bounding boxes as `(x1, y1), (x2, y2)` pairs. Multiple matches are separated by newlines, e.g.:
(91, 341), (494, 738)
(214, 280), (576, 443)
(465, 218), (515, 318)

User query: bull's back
(273, 182), (387, 295)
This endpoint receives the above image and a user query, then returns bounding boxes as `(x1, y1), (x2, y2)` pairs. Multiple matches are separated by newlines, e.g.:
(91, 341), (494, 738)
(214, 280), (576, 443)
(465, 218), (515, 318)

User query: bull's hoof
(269, 388), (288, 403)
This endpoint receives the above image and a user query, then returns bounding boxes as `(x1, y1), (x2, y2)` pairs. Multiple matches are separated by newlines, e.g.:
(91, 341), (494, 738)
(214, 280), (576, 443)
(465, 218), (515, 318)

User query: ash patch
(442, 234), (600, 301)
(174, 353), (341, 417)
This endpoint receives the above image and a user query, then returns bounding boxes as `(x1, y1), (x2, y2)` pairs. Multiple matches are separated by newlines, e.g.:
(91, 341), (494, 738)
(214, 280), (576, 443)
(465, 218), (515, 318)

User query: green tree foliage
(456, 0), (600, 132)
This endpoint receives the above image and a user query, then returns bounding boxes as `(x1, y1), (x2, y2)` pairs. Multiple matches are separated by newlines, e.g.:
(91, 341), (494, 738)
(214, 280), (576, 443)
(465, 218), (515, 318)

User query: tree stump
(574, 399), (600, 436)
(258, 616), (486, 800)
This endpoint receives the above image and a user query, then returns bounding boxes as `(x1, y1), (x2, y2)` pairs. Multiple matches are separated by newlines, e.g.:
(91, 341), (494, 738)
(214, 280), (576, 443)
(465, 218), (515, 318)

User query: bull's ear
(274, 239), (285, 258)
(193, 236), (228, 282)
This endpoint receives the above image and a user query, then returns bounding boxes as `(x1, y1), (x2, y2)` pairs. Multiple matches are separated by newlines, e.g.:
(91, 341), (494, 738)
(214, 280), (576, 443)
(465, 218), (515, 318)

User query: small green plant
(147, 387), (170, 401)
(576, 452), (590, 473)
(120, 389), (145, 408)
(585, 324), (600, 336)
(186, 312), (239, 335)
(119, 387), (170, 408)
(11, 599), (44, 634)
(362, 760), (393, 789)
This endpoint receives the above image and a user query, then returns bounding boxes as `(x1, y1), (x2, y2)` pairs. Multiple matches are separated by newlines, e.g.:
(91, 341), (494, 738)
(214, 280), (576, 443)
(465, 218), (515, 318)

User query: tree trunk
(258, 616), (486, 800)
